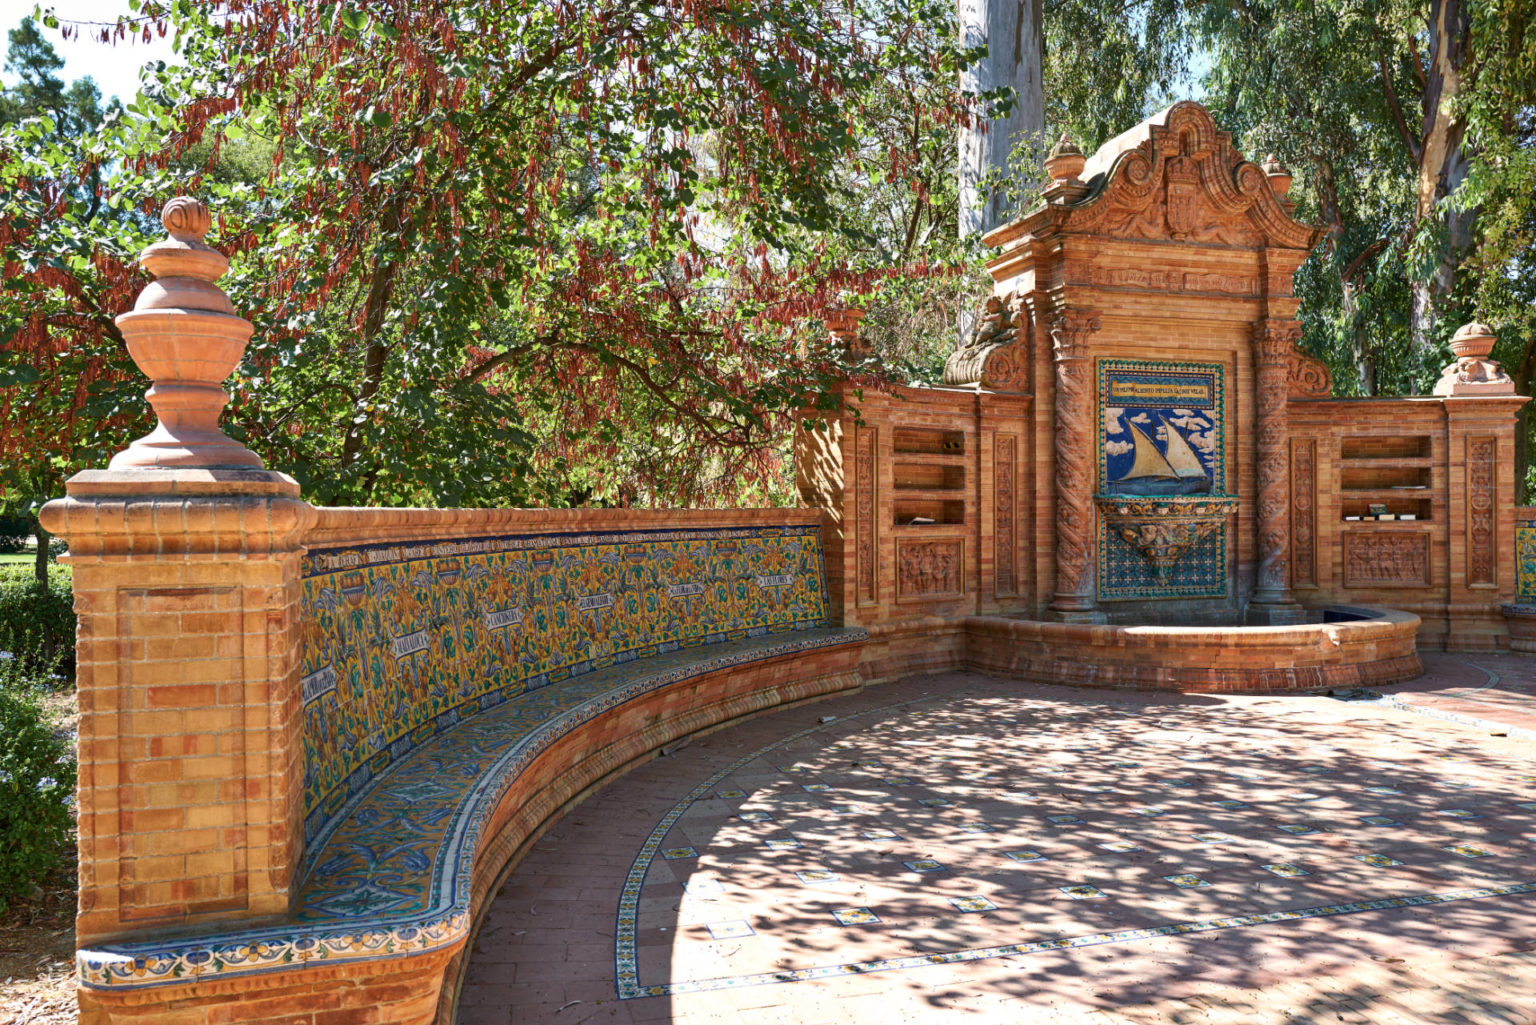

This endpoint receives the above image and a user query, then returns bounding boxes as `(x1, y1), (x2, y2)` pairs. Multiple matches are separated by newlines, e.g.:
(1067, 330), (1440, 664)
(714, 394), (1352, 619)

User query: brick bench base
(77, 630), (864, 1025)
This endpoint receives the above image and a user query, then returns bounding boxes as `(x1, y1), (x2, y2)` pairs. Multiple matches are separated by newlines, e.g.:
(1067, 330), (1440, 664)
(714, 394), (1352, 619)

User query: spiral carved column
(1250, 319), (1300, 620)
(1048, 308), (1104, 621)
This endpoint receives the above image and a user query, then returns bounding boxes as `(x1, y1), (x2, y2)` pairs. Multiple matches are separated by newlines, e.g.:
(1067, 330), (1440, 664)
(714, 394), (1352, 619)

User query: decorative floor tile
(685, 878), (725, 895)
(956, 822), (995, 834)
(884, 777), (916, 786)
(862, 829), (901, 841)
(1364, 786), (1403, 795)
(904, 860), (945, 873)
(1263, 863), (1310, 877)
(1098, 840), (1142, 853)
(1060, 885), (1107, 900)
(802, 784), (833, 793)
(717, 790), (747, 799)
(1005, 850), (1046, 863)
(663, 847), (699, 860)
(1212, 799), (1247, 809)
(1360, 816), (1400, 826)
(1291, 792), (1324, 801)
(764, 838), (802, 850)
(1163, 874), (1210, 889)
(1277, 824), (1322, 835)
(738, 811), (774, 822)
(1439, 808), (1481, 819)
(1357, 854), (1404, 867)
(919, 798), (951, 807)
(796, 870), (839, 885)
(1160, 779), (1194, 788)
(950, 895), (998, 913)
(831, 907), (880, 926)
(1444, 844), (1494, 858)
(706, 921), (755, 939)
(1047, 814), (1084, 825)
(1193, 832), (1235, 844)
(1129, 806), (1166, 817)
(1081, 785), (1114, 793)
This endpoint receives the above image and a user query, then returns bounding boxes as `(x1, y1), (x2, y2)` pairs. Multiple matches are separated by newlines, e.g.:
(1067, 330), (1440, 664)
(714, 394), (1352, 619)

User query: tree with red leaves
(1, 0), (985, 510)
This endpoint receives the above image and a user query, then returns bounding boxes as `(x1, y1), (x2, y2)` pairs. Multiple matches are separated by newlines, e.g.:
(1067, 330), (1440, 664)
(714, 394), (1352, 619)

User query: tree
(0, 1), (983, 511)
(0, 17), (122, 583)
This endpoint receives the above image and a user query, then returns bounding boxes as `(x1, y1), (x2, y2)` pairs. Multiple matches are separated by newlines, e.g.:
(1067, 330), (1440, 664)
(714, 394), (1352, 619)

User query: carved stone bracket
(943, 290), (1031, 391)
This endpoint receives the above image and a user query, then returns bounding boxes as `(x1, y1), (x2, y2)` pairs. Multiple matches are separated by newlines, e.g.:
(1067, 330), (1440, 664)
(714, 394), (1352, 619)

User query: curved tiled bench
(78, 627), (864, 1021)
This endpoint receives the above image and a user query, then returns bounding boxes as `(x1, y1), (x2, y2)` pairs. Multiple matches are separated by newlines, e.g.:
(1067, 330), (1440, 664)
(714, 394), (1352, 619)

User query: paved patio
(460, 653), (1536, 1024)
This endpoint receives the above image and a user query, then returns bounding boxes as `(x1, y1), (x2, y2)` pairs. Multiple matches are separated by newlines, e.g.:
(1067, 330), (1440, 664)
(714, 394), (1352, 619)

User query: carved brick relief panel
(1343, 532), (1430, 589)
(1466, 436), (1496, 587)
(994, 434), (1016, 597)
(856, 426), (877, 605)
(896, 539), (964, 603)
(1290, 439), (1316, 588)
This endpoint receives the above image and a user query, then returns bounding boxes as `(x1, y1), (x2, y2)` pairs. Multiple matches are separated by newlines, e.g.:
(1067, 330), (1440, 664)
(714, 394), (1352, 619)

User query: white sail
(1115, 423), (1178, 481)
(1159, 417), (1208, 480)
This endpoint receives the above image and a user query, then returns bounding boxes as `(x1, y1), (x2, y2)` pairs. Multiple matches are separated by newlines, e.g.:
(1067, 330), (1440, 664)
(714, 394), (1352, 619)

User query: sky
(0, 0), (177, 105)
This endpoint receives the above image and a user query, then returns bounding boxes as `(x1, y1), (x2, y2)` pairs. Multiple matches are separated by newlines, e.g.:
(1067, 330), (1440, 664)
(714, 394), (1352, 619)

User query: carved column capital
(1252, 318), (1302, 365)
(1050, 307), (1102, 360)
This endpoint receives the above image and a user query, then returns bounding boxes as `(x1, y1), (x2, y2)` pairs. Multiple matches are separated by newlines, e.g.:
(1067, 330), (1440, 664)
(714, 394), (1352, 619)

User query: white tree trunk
(958, 0), (1045, 240)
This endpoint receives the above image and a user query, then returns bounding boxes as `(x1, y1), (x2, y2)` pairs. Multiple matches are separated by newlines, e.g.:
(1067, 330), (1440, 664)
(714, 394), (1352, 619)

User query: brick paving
(461, 656), (1536, 1024)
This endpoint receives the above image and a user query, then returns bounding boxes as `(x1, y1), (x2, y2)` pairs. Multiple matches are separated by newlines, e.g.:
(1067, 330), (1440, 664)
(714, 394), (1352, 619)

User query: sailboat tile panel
(1096, 359), (1228, 601)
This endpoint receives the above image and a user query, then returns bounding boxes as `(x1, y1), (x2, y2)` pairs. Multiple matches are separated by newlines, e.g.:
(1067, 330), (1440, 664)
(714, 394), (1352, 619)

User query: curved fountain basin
(965, 605), (1422, 694)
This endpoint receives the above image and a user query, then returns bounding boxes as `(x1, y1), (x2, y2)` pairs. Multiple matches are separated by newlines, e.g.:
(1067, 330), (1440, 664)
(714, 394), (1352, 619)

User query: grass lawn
(0, 552), (34, 564)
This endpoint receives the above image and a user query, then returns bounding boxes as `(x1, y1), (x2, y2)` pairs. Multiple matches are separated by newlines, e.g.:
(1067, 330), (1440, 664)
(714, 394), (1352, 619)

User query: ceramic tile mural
(300, 524), (829, 851)
(1095, 359), (1228, 602)
(1517, 512), (1536, 602)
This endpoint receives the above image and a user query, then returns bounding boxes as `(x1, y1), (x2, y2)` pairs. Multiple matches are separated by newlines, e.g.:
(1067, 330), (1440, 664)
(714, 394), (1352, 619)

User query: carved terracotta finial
(1044, 132), (1086, 182)
(823, 307), (868, 356)
(109, 197), (265, 470)
(1434, 321), (1514, 397)
(1262, 153), (1293, 197)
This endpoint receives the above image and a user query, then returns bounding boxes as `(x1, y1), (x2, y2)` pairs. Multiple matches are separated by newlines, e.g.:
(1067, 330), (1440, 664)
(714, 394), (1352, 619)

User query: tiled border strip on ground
(613, 684), (1536, 1001)
(614, 696), (932, 998)
(1370, 663), (1536, 741)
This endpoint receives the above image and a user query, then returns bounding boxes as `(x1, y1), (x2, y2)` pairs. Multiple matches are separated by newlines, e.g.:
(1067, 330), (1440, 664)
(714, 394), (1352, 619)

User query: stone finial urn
(110, 196), (265, 469)
(1433, 321), (1514, 397)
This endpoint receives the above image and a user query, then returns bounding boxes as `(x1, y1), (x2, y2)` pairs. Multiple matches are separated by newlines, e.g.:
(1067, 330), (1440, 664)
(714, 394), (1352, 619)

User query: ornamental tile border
(77, 627), (863, 991)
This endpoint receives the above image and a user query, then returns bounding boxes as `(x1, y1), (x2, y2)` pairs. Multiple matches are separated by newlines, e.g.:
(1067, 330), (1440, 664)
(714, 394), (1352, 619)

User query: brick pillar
(1047, 307), (1104, 623)
(40, 198), (314, 946)
(1249, 318), (1302, 623)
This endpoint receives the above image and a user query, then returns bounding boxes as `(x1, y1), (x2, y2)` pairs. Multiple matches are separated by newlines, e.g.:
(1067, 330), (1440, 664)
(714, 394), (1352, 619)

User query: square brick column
(42, 469), (315, 945)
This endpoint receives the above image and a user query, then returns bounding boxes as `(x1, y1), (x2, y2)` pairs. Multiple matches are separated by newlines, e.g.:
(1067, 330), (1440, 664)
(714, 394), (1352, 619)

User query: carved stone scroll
(1251, 319), (1299, 607)
(896, 539), (964, 602)
(1288, 352), (1333, 399)
(995, 434), (1016, 596)
(1048, 308), (1101, 617)
(856, 426), (877, 605)
(1468, 436), (1496, 586)
(1290, 438), (1316, 588)
(1344, 532), (1430, 589)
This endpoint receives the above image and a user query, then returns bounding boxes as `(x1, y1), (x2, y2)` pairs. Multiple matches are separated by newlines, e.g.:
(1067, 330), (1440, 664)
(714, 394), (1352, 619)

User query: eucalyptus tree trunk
(958, 0), (1044, 240)
(957, 0), (1044, 346)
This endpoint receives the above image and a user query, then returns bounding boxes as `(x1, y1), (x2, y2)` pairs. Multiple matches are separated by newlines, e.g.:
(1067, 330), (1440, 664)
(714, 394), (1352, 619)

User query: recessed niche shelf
(893, 428), (965, 455)
(892, 428), (966, 526)
(1340, 435), (1431, 460)
(1338, 434), (1434, 523)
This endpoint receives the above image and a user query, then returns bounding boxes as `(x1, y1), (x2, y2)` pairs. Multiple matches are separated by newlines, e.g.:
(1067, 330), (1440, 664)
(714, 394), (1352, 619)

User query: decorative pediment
(1062, 102), (1322, 252)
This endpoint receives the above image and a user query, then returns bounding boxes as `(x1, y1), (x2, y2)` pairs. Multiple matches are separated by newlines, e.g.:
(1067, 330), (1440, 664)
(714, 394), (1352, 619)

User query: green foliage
(0, 686), (75, 912)
(0, 513), (28, 553)
(0, 564), (74, 678)
(0, 1), (983, 509)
